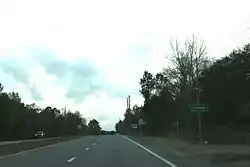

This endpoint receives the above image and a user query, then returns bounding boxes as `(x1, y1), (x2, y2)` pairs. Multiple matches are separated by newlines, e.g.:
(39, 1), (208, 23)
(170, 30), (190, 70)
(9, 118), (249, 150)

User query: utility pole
(127, 95), (131, 109)
(127, 95), (131, 134)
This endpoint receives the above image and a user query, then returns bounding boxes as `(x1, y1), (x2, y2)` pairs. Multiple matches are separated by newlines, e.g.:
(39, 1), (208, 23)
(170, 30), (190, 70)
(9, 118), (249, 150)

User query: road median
(0, 136), (80, 157)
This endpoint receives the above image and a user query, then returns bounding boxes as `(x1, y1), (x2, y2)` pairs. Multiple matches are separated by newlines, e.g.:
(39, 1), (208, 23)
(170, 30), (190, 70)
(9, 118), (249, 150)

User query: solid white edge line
(66, 157), (76, 163)
(123, 136), (177, 167)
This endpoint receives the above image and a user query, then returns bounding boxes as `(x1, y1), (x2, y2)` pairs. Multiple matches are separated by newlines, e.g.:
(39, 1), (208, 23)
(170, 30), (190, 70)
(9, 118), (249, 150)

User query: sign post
(131, 124), (137, 134)
(131, 124), (137, 129)
(138, 119), (146, 136)
(189, 103), (209, 144)
(173, 120), (179, 136)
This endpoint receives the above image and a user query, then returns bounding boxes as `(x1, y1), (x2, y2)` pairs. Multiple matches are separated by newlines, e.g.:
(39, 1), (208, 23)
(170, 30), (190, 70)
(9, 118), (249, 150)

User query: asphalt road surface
(0, 135), (177, 167)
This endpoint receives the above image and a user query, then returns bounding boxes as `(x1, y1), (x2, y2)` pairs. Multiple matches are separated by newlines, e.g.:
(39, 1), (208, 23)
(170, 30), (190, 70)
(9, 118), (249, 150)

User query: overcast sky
(0, 0), (250, 130)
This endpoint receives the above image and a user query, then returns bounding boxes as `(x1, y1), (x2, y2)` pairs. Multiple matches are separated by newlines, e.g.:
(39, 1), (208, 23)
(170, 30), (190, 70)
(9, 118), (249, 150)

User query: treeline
(116, 36), (250, 144)
(0, 84), (102, 141)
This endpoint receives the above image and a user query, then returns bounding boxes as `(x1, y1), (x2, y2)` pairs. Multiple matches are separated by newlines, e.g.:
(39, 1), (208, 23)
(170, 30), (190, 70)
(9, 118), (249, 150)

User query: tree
(139, 71), (155, 103)
(132, 70), (176, 135)
(0, 82), (91, 140)
(115, 36), (250, 143)
(163, 36), (212, 134)
(115, 120), (125, 134)
(88, 119), (101, 135)
(0, 83), (3, 93)
(200, 44), (250, 125)
(8, 92), (22, 103)
(169, 36), (211, 95)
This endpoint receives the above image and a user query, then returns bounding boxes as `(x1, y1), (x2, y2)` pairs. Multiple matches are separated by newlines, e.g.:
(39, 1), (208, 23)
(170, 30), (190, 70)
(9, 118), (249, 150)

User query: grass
(130, 135), (250, 166)
(0, 136), (80, 157)
(209, 153), (250, 167)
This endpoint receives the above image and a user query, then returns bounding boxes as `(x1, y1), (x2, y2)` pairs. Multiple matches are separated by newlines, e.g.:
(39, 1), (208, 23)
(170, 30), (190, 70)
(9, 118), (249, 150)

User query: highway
(0, 135), (176, 167)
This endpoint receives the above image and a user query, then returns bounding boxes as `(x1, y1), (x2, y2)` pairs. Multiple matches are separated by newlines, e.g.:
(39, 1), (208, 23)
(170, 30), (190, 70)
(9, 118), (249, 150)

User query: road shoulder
(127, 136), (216, 167)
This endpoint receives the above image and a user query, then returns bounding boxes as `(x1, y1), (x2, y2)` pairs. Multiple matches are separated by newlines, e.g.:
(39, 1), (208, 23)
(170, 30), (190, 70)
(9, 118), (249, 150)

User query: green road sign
(189, 103), (209, 112)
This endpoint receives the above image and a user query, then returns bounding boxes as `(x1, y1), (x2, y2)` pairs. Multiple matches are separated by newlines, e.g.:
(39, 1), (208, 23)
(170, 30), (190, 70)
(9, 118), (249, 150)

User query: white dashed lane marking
(66, 157), (76, 163)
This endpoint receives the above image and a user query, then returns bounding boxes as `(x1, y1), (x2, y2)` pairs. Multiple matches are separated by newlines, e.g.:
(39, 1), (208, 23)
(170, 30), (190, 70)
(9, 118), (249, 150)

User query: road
(0, 135), (176, 167)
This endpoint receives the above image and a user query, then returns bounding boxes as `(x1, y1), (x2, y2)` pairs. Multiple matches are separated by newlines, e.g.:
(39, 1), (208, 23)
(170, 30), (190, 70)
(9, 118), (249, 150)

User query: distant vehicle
(35, 131), (46, 138)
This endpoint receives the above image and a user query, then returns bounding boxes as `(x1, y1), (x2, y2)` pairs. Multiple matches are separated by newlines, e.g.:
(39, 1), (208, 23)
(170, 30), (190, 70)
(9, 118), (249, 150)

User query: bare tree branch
(166, 35), (212, 101)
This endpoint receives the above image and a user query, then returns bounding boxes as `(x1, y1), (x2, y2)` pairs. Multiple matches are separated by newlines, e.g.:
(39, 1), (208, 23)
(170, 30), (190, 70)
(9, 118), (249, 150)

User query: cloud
(1, 0), (250, 130)
(0, 57), (44, 102)
(29, 47), (103, 102)
(0, 59), (29, 83)
(30, 47), (70, 79)
(96, 113), (110, 122)
(65, 60), (102, 102)
(29, 85), (43, 101)
(30, 47), (139, 103)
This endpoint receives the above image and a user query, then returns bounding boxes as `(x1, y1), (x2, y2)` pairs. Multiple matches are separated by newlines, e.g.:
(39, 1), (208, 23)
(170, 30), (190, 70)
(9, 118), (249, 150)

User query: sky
(0, 0), (250, 130)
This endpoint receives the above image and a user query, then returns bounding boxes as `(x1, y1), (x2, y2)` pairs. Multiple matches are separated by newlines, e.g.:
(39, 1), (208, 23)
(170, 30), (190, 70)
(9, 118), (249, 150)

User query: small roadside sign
(138, 119), (146, 126)
(77, 125), (81, 129)
(131, 124), (138, 129)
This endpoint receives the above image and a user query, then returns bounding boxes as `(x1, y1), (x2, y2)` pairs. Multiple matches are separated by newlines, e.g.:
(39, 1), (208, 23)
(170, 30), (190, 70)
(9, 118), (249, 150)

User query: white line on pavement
(66, 157), (76, 163)
(85, 147), (90, 151)
(123, 136), (177, 167)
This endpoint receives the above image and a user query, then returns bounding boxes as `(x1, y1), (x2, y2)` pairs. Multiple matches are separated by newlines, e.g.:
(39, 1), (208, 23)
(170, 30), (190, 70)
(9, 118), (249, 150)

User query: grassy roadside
(129, 135), (250, 167)
(131, 136), (250, 155)
(162, 137), (250, 167)
(0, 136), (81, 157)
